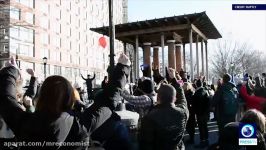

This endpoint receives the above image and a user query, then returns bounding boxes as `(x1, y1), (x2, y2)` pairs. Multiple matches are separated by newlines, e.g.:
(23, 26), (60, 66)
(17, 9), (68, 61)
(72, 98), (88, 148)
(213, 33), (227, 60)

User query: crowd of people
(0, 54), (266, 150)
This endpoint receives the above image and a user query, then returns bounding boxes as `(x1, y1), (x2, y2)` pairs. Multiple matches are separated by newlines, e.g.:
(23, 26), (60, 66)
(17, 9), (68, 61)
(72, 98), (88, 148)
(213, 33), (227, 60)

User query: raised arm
(24, 69), (37, 99)
(0, 66), (27, 135)
(80, 104), (112, 133)
(171, 78), (187, 109)
(167, 68), (189, 117)
(121, 90), (152, 108)
(91, 73), (96, 80)
(81, 74), (86, 80)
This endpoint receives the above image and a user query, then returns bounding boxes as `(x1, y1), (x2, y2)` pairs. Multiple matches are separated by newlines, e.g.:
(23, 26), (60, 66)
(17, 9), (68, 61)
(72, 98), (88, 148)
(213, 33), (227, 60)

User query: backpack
(222, 87), (239, 115)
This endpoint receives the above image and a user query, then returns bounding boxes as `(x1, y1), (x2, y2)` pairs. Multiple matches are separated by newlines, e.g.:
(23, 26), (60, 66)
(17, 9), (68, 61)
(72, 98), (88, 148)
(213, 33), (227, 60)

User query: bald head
(157, 84), (176, 104)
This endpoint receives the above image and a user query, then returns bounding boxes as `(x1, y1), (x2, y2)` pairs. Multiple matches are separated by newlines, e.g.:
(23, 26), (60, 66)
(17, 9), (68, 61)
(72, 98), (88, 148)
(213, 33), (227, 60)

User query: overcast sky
(128, 0), (266, 53)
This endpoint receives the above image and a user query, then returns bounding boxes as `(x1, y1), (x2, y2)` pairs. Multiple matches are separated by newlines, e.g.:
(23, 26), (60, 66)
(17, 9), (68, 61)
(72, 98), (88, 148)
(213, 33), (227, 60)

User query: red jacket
(240, 85), (266, 112)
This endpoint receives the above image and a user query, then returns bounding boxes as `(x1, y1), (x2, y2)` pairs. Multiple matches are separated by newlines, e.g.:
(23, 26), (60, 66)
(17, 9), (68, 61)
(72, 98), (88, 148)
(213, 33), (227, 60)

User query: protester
(121, 79), (155, 118)
(183, 82), (196, 144)
(217, 78), (222, 90)
(213, 73), (239, 144)
(240, 78), (266, 112)
(81, 72), (96, 99)
(139, 68), (189, 150)
(101, 76), (108, 89)
(262, 73), (266, 87)
(0, 66), (38, 149)
(88, 53), (133, 150)
(192, 79), (210, 148)
(0, 57), (112, 150)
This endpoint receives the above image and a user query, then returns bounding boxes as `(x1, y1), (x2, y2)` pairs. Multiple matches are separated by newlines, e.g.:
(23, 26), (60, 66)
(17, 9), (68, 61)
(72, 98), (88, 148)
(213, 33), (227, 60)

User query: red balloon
(99, 36), (107, 48)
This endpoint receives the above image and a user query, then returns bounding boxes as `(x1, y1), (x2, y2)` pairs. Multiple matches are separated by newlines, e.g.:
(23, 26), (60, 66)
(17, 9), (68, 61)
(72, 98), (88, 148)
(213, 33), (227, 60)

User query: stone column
(143, 42), (152, 77)
(153, 46), (160, 69)
(175, 45), (182, 72)
(167, 40), (176, 70)
(161, 34), (165, 75)
(189, 28), (194, 80)
(183, 43), (186, 71)
(135, 35), (139, 79)
(201, 39), (204, 76)
(196, 35), (200, 78)
(205, 41), (208, 81)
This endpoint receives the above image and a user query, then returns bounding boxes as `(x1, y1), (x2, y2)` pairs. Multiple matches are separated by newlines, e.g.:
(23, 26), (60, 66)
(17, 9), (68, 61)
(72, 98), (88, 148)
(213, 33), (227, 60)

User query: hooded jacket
(213, 82), (238, 117)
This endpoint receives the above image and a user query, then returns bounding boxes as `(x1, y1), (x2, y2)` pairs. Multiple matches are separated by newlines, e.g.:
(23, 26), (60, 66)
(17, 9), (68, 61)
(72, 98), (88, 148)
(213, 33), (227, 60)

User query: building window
(16, 0), (34, 8)
(25, 12), (34, 24)
(53, 36), (61, 48)
(19, 27), (33, 43)
(10, 7), (20, 20)
(0, 44), (9, 53)
(40, 2), (49, 14)
(52, 23), (60, 34)
(65, 67), (72, 78)
(19, 44), (33, 57)
(54, 66), (61, 75)
(85, 47), (88, 54)
(66, 27), (70, 37)
(40, 17), (49, 29)
(51, 51), (61, 61)
(10, 42), (19, 54)
(54, 8), (61, 20)
(10, 27), (19, 39)
(41, 48), (49, 58)
(73, 56), (78, 65)
(41, 33), (49, 45)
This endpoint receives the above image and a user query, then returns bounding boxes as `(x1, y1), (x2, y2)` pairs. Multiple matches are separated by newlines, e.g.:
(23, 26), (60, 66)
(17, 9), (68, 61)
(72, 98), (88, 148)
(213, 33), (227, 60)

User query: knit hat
(140, 79), (155, 95)
(117, 53), (131, 66)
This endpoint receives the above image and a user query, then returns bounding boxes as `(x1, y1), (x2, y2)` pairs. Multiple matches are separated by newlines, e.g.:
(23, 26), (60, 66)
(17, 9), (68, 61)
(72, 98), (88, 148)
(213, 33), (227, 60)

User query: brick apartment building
(0, 0), (127, 87)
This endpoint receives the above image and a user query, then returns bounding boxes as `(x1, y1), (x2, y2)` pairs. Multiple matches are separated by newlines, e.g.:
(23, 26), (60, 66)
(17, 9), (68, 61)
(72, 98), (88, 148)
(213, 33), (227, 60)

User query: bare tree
(210, 39), (266, 78)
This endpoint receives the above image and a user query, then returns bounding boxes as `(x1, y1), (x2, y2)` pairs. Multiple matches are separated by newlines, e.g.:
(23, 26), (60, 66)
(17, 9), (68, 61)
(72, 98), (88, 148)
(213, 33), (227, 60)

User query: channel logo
(239, 123), (257, 145)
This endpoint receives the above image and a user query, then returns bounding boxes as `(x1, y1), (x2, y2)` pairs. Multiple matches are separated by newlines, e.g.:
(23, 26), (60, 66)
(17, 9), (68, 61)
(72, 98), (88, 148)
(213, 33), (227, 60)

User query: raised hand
(5, 56), (18, 69)
(167, 68), (176, 79)
(26, 68), (35, 77)
(23, 96), (33, 107)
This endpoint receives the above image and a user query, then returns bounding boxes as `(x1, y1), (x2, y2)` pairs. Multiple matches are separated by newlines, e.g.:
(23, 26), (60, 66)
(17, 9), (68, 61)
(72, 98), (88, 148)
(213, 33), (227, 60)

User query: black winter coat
(139, 78), (189, 150)
(0, 66), (112, 150)
(192, 87), (210, 115)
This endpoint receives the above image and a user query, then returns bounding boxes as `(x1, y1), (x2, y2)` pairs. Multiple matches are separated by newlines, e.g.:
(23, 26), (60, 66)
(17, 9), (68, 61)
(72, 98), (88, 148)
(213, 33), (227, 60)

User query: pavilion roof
(90, 11), (222, 46)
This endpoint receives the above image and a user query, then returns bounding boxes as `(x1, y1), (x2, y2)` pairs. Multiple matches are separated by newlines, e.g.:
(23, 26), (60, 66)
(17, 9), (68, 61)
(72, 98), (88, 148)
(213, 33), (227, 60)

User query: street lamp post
(43, 57), (47, 79)
(108, 0), (115, 80)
